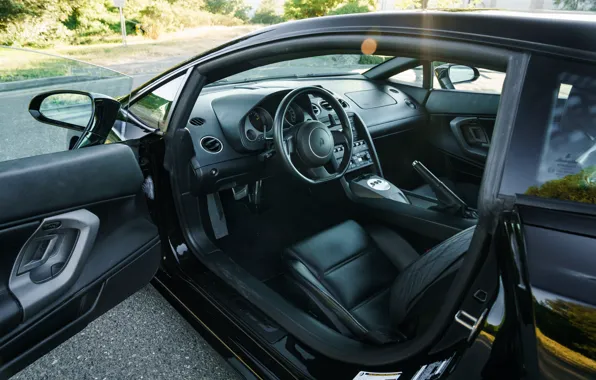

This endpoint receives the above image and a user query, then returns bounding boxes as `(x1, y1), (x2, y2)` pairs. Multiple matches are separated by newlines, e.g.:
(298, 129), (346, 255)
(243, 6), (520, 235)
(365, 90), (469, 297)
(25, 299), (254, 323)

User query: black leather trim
(287, 259), (368, 337)
(390, 226), (475, 328)
(0, 144), (143, 225)
(366, 225), (419, 272)
(284, 220), (414, 344)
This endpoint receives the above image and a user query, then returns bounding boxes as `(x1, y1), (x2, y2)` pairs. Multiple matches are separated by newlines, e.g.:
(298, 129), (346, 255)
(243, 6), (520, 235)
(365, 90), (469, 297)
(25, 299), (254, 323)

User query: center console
(336, 112), (477, 242)
(349, 174), (410, 204)
(334, 140), (374, 173)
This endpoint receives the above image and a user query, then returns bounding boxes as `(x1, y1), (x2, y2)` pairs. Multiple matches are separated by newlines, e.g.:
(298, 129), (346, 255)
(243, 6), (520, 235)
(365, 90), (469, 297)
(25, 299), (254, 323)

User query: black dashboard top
(186, 77), (425, 168)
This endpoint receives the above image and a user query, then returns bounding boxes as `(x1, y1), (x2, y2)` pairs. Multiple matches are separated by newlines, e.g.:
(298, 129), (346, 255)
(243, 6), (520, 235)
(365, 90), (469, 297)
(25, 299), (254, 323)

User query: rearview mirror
(29, 91), (121, 149)
(38, 93), (93, 129)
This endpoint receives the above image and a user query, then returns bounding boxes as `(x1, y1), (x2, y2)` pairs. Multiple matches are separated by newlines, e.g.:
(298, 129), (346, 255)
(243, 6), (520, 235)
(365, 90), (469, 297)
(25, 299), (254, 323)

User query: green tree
(535, 298), (596, 360)
(554, 0), (596, 9)
(252, 0), (284, 24)
(327, 0), (371, 15)
(284, 0), (343, 19)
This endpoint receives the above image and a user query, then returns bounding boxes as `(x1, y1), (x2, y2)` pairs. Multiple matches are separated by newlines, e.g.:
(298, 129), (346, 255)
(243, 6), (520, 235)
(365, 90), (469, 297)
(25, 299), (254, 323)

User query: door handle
(9, 209), (100, 320)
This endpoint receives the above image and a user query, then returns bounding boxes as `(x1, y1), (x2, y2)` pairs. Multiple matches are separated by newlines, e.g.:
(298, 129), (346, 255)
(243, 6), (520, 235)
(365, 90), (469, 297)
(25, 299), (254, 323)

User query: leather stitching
(323, 247), (371, 275)
(350, 287), (390, 313)
(289, 260), (370, 336)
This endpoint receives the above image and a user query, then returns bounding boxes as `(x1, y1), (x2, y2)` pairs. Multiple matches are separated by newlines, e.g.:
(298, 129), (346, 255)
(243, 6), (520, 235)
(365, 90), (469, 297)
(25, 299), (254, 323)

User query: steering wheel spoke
(308, 166), (333, 180)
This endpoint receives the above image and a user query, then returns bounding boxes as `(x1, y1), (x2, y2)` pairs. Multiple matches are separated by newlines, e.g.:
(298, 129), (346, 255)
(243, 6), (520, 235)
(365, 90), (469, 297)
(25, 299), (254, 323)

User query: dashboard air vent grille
(320, 99), (349, 111)
(200, 136), (223, 154)
(319, 100), (332, 111)
(311, 103), (321, 115)
(189, 117), (206, 126)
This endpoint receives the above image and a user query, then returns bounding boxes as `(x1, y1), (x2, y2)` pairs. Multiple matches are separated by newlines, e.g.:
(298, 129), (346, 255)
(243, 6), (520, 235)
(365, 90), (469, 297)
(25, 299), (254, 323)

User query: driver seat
(284, 220), (474, 344)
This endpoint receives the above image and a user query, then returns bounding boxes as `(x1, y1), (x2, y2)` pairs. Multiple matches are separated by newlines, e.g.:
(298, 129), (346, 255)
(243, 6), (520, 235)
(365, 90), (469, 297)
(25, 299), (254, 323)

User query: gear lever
(412, 161), (477, 218)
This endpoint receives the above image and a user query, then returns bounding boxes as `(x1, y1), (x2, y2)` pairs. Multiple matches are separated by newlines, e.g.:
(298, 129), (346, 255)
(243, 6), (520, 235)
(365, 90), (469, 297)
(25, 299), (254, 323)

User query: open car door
(0, 48), (161, 377)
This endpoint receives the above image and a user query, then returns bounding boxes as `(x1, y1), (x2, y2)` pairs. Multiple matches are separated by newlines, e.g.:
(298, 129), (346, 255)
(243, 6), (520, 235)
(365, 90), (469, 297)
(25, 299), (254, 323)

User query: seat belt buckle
(454, 308), (488, 342)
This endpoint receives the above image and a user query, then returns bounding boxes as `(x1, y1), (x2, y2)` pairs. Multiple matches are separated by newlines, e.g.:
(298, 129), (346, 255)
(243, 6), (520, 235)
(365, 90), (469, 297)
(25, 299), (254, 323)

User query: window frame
(127, 69), (191, 133)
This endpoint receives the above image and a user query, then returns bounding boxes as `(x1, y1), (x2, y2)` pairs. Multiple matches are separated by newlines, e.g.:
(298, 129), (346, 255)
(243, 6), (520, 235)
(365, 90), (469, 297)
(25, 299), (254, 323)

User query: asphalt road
(13, 285), (239, 380)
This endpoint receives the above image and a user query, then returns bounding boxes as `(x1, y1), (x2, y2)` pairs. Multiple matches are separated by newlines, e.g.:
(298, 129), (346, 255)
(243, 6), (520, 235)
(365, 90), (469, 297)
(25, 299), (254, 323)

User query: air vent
(404, 100), (417, 110)
(388, 88), (399, 94)
(319, 100), (332, 111)
(320, 99), (348, 111)
(311, 103), (321, 115)
(200, 136), (223, 154)
(189, 117), (205, 126)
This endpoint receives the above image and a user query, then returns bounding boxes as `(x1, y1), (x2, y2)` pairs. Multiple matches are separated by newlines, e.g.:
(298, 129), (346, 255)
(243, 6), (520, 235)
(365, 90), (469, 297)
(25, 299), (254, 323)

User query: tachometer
(248, 107), (272, 132)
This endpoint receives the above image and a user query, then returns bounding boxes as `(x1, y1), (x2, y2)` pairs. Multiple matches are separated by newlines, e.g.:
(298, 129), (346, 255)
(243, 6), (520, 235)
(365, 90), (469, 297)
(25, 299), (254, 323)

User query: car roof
(238, 11), (596, 53)
(141, 10), (596, 93)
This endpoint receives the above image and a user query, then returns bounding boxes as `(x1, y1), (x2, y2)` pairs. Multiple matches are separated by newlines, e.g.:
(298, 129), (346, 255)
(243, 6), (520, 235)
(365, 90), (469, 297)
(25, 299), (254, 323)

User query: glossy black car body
(2, 10), (596, 380)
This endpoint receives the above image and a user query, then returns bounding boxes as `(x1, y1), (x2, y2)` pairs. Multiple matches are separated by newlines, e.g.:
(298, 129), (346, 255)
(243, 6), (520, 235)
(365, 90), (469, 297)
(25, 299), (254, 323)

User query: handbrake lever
(412, 161), (476, 218)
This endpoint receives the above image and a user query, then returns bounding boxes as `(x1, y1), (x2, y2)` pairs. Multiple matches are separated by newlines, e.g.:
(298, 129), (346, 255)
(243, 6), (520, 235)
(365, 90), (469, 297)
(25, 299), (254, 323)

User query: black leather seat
(284, 220), (474, 345)
(412, 178), (480, 208)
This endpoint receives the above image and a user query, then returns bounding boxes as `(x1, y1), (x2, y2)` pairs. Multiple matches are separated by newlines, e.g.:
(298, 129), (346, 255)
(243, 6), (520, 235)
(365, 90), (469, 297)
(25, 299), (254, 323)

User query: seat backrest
(389, 226), (475, 335)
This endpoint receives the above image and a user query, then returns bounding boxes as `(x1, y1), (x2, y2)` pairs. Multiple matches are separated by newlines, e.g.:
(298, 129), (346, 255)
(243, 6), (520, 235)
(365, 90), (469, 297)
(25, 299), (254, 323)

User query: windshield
(210, 54), (393, 85)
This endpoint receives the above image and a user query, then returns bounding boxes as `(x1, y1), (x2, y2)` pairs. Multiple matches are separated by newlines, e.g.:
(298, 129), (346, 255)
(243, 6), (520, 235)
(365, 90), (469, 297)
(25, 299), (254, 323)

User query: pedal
(232, 184), (249, 200)
(207, 192), (229, 239)
(248, 180), (263, 213)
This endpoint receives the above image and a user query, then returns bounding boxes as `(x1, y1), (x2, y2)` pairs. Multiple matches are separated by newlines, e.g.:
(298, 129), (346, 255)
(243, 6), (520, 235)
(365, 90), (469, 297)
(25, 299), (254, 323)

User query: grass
(536, 328), (596, 373)
(0, 25), (263, 81)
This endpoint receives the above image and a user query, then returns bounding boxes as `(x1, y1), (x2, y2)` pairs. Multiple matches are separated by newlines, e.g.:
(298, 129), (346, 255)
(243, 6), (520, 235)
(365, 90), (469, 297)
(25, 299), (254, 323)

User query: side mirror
(434, 64), (480, 90)
(448, 65), (480, 84)
(29, 91), (122, 149)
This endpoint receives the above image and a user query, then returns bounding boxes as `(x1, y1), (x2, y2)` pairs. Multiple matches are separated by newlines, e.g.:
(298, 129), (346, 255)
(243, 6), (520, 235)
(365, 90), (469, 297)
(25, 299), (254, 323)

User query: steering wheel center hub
(296, 121), (334, 167)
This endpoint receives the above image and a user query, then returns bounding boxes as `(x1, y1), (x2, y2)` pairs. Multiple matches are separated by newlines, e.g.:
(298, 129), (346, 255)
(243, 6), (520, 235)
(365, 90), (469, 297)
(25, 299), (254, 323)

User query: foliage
(203, 0), (249, 20)
(328, 0), (371, 15)
(534, 297), (596, 363)
(554, 0), (596, 10)
(525, 167), (596, 204)
(139, 4), (176, 39)
(251, 0), (284, 24)
(358, 55), (388, 64)
(0, 0), (245, 47)
(395, 0), (422, 9)
(394, 0), (483, 9)
(284, 0), (344, 19)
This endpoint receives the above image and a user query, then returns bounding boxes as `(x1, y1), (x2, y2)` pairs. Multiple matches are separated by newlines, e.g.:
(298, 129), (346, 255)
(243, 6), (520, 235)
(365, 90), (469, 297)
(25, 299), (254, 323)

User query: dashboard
(241, 94), (313, 143)
(185, 77), (426, 192)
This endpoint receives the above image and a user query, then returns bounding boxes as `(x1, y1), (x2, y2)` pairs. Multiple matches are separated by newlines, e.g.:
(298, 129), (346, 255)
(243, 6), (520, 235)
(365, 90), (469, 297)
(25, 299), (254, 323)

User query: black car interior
(172, 43), (502, 360)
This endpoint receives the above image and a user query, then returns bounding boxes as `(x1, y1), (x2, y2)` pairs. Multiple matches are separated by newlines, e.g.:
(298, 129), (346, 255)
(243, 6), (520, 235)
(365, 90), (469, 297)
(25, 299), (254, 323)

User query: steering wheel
(273, 87), (354, 184)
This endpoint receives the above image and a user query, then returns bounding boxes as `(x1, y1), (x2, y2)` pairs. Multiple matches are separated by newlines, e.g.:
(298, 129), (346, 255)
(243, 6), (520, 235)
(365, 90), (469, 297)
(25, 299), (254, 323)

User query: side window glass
(432, 62), (505, 94)
(0, 47), (132, 163)
(389, 65), (423, 88)
(129, 75), (185, 132)
(527, 78), (596, 204)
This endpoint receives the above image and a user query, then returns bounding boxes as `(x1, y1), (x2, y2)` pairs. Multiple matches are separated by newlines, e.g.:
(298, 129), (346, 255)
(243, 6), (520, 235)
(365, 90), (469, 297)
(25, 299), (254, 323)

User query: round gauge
(248, 107), (272, 132)
(246, 129), (257, 141)
(285, 106), (297, 124)
(284, 103), (305, 126)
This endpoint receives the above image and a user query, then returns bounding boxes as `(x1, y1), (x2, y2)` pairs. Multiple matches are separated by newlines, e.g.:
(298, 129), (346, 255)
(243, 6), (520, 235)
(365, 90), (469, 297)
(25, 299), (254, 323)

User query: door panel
(420, 90), (498, 191)
(425, 90), (500, 116)
(0, 143), (160, 377)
